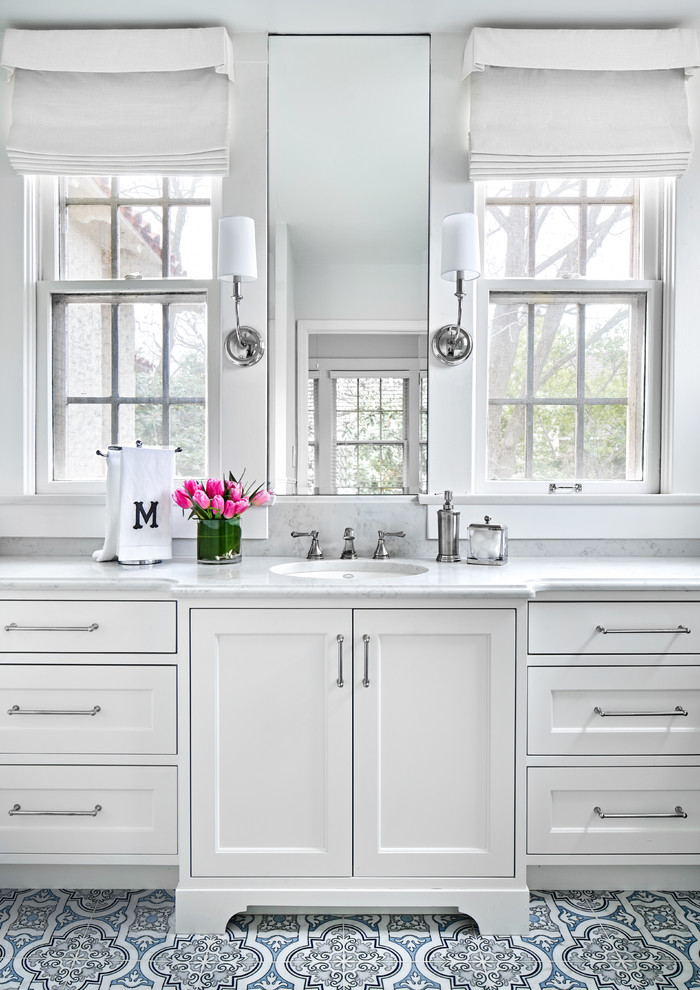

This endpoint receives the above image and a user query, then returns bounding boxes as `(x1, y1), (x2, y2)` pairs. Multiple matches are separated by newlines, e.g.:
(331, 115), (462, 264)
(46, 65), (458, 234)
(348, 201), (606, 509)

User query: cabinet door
(190, 608), (352, 877)
(353, 608), (515, 877)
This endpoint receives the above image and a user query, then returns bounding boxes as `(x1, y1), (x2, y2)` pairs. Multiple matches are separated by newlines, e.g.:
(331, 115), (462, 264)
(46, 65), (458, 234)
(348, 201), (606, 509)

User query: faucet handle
(291, 530), (324, 560)
(373, 530), (406, 560)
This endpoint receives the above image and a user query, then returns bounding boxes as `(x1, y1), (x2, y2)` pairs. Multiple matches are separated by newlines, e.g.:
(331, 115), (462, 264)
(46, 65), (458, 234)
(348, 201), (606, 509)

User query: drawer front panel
(528, 602), (700, 656)
(528, 666), (700, 756)
(0, 601), (176, 654)
(528, 766), (700, 855)
(0, 665), (176, 754)
(0, 765), (177, 855)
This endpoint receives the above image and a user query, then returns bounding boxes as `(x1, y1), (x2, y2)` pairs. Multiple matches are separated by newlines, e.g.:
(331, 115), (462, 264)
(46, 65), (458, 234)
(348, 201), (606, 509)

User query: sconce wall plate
(224, 326), (265, 367)
(432, 324), (473, 365)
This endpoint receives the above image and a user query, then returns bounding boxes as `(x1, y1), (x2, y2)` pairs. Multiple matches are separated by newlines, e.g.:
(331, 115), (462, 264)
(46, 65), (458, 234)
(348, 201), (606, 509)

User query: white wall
(295, 263), (427, 321)
(2, 23), (700, 549)
(670, 68), (700, 493)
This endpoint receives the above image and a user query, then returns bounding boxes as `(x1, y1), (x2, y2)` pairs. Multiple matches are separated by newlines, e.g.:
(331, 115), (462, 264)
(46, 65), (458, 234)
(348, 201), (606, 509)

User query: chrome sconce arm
(431, 276), (473, 365)
(432, 212), (480, 366)
(224, 277), (265, 367)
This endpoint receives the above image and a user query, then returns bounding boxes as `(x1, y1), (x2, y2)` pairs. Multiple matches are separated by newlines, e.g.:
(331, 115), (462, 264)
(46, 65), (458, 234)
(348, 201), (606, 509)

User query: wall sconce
(431, 212), (481, 365)
(218, 216), (265, 367)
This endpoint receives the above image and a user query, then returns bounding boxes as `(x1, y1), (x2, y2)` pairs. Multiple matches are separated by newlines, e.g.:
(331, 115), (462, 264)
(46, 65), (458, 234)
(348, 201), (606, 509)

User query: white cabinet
(0, 765), (177, 855)
(526, 597), (700, 865)
(190, 608), (353, 877)
(353, 609), (514, 877)
(0, 664), (177, 754)
(189, 606), (516, 883)
(0, 597), (179, 866)
(0, 600), (177, 654)
(528, 766), (700, 856)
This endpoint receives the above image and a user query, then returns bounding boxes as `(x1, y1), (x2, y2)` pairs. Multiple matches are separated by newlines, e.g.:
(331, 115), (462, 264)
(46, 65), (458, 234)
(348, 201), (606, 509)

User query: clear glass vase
(196, 516), (242, 564)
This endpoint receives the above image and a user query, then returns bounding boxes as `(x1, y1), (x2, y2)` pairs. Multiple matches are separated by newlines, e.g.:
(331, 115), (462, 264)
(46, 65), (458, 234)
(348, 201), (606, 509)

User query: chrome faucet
(340, 527), (357, 560)
(291, 530), (323, 560)
(373, 530), (406, 560)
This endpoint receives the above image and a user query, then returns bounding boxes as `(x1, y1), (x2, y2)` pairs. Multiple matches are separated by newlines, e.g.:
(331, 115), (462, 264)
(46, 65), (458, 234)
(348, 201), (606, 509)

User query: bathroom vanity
(0, 555), (699, 935)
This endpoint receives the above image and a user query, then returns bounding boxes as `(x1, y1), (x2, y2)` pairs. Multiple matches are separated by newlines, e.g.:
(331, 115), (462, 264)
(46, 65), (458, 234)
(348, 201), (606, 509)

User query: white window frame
(418, 174), (680, 541)
(32, 176), (222, 495)
(472, 177), (665, 497)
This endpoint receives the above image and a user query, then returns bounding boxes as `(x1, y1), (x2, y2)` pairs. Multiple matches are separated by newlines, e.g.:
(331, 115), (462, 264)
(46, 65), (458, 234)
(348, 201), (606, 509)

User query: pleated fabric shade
(463, 27), (700, 180)
(0, 27), (234, 174)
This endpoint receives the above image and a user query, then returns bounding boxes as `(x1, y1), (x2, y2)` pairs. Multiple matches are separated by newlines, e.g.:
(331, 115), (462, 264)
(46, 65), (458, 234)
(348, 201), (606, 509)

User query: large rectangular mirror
(268, 35), (430, 495)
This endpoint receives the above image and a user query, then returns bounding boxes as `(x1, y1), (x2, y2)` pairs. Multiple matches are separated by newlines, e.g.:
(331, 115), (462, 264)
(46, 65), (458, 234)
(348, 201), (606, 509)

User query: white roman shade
(463, 27), (700, 179)
(0, 27), (234, 174)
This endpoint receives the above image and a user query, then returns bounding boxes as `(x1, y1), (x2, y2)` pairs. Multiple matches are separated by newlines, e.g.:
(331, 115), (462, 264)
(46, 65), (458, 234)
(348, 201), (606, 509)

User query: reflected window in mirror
(297, 324), (427, 495)
(305, 367), (426, 495)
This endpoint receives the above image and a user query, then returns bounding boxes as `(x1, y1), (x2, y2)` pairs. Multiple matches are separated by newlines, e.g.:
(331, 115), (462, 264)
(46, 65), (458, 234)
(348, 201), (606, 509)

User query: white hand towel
(92, 450), (121, 562)
(93, 447), (175, 563)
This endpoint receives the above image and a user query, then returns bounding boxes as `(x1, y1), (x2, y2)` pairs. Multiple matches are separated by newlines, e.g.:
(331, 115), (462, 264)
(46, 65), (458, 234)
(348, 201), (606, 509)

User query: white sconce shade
(441, 212), (480, 281)
(218, 216), (257, 282)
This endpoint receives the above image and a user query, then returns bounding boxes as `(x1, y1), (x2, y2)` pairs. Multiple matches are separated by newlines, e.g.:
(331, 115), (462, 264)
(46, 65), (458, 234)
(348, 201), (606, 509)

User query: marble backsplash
(1, 497), (700, 558)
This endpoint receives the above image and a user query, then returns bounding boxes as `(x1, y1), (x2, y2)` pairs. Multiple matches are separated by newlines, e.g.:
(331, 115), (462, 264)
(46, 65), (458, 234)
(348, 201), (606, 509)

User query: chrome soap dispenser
(436, 490), (460, 562)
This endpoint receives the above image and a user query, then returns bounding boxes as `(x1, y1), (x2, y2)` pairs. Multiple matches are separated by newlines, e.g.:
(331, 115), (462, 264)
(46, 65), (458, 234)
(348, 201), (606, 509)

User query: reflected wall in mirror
(268, 35), (430, 495)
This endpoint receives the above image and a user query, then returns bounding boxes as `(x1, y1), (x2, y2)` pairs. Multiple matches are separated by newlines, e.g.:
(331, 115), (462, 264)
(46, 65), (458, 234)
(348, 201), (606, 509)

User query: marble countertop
(2, 554), (700, 598)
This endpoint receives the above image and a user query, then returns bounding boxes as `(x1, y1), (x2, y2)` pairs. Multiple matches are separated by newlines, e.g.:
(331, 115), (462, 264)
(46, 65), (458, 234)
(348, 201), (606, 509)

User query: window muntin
(478, 177), (660, 494)
(307, 374), (319, 495)
(419, 371), (428, 494)
(59, 176), (212, 280)
(484, 178), (639, 280)
(38, 174), (214, 490)
(332, 375), (408, 495)
(51, 292), (207, 481)
(487, 292), (646, 482)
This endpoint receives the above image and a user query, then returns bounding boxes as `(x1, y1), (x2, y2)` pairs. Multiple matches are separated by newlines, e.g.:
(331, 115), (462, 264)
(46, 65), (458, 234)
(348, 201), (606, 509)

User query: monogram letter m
(133, 501), (159, 530)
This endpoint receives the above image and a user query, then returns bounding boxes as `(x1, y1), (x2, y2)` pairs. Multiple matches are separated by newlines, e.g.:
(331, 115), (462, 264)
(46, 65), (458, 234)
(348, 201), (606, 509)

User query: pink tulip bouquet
(172, 471), (273, 521)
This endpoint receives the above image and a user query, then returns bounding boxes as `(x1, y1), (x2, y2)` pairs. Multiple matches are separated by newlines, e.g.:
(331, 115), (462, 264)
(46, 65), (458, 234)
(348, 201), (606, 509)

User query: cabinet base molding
(528, 864), (700, 889)
(175, 881), (531, 936)
(0, 864), (179, 888)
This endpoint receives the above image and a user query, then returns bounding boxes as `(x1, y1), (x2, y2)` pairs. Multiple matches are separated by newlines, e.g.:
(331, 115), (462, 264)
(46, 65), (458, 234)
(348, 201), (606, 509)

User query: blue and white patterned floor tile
(0, 889), (695, 988)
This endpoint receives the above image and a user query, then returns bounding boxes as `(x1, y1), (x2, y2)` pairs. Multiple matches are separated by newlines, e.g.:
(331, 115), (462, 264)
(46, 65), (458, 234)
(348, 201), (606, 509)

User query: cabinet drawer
(528, 666), (700, 756)
(0, 665), (176, 754)
(527, 766), (700, 855)
(0, 765), (177, 856)
(0, 601), (176, 653)
(528, 601), (700, 656)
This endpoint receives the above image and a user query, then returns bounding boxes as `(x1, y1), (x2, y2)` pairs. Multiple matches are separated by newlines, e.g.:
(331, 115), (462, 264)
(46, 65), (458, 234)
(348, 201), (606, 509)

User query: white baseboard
(0, 864), (178, 888)
(528, 864), (700, 890)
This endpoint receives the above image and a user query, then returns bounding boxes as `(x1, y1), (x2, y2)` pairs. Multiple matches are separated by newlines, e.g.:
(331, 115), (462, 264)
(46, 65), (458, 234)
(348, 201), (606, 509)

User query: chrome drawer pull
(594, 705), (688, 718)
(8, 803), (102, 817)
(594, 805), (687, 820)
(596, 624), (690, 635)
(336, 634), (344, 688)
(362, 634), (371, 688)
(4, 622), (99, 633)
(7, 705), (101, 717)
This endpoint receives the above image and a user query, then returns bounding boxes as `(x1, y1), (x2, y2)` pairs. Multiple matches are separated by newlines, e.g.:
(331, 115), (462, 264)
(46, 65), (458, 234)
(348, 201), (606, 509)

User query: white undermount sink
(269, 559), (430, 580)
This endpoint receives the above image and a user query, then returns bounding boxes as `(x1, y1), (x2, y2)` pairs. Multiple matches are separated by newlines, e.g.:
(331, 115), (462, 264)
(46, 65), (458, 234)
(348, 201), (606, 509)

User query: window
(476, 177), (662, 494)
(332, 375), (409, 495)
(305, 365), (424, 495)
(36, 175), (216, 491)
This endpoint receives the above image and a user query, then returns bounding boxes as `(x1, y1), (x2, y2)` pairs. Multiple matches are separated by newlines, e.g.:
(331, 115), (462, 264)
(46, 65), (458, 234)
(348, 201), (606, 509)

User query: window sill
(419, 493), (700, 541)
(417, 493), (700, 505)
